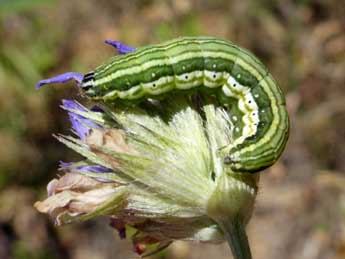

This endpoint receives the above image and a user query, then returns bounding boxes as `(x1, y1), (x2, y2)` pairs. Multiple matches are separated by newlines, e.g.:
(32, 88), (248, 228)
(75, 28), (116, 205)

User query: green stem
(219, 219), (252, 259)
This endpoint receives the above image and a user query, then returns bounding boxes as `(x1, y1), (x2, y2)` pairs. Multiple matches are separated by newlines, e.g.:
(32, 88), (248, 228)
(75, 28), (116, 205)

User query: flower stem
(219, 218), (252, 259)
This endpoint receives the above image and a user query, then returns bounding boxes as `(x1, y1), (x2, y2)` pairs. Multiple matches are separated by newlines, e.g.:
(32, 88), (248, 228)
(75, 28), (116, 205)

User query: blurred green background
(0, 0), (345, 258)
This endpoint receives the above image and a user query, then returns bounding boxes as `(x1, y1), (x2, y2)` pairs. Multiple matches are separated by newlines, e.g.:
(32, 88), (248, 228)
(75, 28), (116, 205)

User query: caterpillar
(37, 36), (289, 173)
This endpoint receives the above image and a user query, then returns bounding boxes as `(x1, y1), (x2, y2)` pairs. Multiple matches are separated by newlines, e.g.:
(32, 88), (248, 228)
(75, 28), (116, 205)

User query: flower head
(35, 96), (258, 257)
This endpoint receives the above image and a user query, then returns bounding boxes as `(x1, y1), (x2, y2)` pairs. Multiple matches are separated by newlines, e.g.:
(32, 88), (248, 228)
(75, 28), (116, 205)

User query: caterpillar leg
(217, 146), (235, 165)
(35, 72), (84, 89)
(104, 39), (137, 54)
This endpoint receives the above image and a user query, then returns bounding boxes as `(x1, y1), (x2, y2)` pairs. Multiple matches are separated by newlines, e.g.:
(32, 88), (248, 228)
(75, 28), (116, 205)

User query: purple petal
(62, 99), (102, 140)
(62, 99), (88, 112)
(76, 165), (112, 173)
(35, 72), (84, 89)
(59, 161), (112, 173)
(59, 161), (74, 170)
(105, 39), (137, 54)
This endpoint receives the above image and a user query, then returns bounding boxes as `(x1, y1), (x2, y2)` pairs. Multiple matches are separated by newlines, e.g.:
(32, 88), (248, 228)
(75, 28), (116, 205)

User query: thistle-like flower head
(35, 96), (258, 257)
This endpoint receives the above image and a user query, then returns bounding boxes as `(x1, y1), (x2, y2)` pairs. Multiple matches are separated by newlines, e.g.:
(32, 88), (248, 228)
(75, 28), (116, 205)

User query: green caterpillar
(38, 36), (289, 173)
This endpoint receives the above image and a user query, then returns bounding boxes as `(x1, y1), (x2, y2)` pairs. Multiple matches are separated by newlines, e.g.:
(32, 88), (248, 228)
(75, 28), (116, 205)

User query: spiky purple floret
(62, 99), (102, 140)
(35, 72), (84, 89)
(59, 161), (112, 173)
(59, 161), (74, 169)
(76, 164), (112, 173)
(105, 39), (137, 54)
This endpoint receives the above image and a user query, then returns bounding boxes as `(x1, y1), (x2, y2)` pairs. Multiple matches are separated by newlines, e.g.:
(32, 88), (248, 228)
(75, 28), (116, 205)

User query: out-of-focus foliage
(0, 0), (344, 258)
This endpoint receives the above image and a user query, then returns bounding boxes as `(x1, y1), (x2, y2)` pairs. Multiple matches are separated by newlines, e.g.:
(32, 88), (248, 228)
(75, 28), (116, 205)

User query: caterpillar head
(80, 71), (97, 97)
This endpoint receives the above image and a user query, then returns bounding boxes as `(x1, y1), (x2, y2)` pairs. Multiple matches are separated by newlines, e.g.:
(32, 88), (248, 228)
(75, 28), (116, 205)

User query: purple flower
(62, 99), (102, 141)
(76, 164), (112, 173)
(58, 161), (74, 169)
(59, 161), (112, 174)
(35, 72), (84, 89)
(104, 39), (137, 54)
